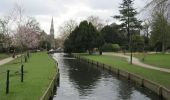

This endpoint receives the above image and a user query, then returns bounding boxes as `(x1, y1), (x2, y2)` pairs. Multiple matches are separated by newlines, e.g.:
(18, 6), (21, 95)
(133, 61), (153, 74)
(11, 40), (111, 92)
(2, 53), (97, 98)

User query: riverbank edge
(40, 54), (60, 100)
(73, 54), (170, 100)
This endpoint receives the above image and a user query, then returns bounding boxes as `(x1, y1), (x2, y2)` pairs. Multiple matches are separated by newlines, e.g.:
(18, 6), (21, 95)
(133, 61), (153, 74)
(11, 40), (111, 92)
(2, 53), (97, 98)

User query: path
(104, 52), (170, 73)
(0, 55), (20, 66)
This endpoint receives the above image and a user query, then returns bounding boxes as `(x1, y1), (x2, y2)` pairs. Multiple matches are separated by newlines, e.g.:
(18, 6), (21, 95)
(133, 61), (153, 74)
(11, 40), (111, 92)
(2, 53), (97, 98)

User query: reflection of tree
(66, 59), (101, 96)
(117, 79), (133, 100)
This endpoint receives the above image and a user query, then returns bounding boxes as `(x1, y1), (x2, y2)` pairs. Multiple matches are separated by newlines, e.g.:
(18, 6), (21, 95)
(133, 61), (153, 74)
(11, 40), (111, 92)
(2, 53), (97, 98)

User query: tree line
(63, 0), (170, 55)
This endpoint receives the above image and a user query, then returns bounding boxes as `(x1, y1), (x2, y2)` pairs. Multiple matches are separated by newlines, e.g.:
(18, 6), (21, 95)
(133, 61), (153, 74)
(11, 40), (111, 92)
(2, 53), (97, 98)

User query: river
(53, 53), (161, 100)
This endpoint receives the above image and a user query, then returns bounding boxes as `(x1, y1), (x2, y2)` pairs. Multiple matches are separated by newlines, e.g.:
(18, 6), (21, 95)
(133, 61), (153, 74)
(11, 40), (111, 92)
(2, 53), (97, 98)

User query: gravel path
(104, 53), (170, 73)
(0, 55), (20, 66)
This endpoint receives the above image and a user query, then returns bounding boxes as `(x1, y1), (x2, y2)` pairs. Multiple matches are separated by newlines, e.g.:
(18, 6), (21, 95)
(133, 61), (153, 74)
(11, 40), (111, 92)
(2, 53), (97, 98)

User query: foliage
(150, 11), (170, 52)
(101, 24), (126, 46)
(132, 35), (144, 52)
(64, 20), (103, 54)
(102, 43), (120, 52)
(114, 0), (142, 38)
(14, 18), (41, 50)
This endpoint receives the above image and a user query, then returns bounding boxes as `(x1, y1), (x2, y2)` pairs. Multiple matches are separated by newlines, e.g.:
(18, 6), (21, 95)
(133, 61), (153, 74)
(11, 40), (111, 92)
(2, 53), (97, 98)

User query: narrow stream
(53, 53), (161, 100)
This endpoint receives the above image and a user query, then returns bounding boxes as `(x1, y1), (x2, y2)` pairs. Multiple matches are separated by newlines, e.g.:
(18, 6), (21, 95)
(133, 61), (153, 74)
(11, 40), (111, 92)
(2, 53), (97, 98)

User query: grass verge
(0, 52), (57, 100)
(78, 54), (170, 89)
(0, 53), (11, 60)
(132, 53), (170, 69)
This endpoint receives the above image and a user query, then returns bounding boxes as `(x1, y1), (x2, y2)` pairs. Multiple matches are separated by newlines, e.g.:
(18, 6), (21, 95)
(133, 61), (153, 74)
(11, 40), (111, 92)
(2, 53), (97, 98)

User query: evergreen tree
(114, 0), (142, 64)
(64, 20), (102, 54)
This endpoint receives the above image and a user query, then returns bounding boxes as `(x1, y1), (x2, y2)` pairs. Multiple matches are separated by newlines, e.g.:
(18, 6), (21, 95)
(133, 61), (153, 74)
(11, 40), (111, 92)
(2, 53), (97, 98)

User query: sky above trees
(0, 0), (149, 37)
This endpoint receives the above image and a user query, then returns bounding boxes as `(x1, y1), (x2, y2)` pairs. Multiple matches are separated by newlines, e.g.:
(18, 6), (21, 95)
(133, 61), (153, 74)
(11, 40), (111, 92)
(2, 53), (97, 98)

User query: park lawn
(0, 52), (57, 100)
(131, 53), (170, 69)
(78, 54), (170, 89)
(0, 53), (11, 60)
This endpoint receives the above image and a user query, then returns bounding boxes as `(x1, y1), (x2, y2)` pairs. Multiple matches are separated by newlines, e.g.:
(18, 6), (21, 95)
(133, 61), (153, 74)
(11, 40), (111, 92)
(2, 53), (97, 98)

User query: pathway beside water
(104, 52), (170, 73)
(53, 53), (161, 100)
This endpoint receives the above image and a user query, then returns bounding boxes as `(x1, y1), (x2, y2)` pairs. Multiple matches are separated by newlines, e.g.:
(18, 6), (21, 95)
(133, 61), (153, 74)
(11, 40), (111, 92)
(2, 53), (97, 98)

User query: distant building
(49, 17), (55, 49)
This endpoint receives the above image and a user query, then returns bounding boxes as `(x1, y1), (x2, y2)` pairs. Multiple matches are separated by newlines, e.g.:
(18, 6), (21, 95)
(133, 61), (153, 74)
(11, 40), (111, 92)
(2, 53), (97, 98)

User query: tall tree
(151, 10), (170, 53)
(114, 0), (142, 64)
(59, 19), (77, 48)
(64, 20), (102, 54)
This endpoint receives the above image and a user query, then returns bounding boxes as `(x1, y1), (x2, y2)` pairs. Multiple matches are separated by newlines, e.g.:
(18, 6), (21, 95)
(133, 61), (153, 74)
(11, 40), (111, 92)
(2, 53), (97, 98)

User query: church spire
(50, 17), (54, 35)
(49, 17), (55, 48)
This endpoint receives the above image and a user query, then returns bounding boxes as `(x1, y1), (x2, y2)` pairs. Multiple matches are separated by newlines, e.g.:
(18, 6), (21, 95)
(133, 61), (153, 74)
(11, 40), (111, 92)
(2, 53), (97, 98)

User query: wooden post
(6, 70), (10, 94)
(117, 69), (120, 76)
(128, 73), (130, 80)
(158, 87), (163, 98)
(109, 66), (111, 71)
(21, 65), (24, 82)
(141, 78), (144, 87)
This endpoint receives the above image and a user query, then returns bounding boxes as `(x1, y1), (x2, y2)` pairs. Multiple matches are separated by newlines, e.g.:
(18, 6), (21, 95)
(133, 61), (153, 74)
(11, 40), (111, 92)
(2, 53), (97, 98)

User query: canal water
(53, 53), (161, 100)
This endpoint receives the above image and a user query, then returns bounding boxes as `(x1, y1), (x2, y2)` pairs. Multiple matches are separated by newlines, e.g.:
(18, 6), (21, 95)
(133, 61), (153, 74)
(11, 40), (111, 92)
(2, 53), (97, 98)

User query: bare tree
(0, 15), (14, 53)
(58, 19), (77, 48)
(143, 0), (170, 53)
(59, 19), (77, 39)
(87, 15), (104, 31)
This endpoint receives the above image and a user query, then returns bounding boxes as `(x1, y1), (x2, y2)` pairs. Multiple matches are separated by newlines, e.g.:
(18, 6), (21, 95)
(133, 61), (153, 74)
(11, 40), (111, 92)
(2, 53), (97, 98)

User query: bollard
(25, 55), (27, 63)
(6, 70), (10, 94)
(56, 62), (58, 66)
(21, 65), (24, 82)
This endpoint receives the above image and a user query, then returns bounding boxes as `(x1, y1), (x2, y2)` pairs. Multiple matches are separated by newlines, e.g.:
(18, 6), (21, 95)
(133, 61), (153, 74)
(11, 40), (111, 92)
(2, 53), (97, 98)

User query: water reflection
(53, 53), (162, 100)
(68, 59), (101, 97)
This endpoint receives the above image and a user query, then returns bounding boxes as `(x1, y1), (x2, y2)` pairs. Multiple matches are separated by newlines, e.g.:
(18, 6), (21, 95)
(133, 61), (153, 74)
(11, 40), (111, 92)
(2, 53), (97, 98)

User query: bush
(112, 44), (120, 52)
(102, 43), (120, 52)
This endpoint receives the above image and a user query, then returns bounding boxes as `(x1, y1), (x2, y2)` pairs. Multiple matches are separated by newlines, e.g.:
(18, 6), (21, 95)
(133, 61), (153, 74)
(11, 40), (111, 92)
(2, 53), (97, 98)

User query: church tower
(50, 17), (55, 49)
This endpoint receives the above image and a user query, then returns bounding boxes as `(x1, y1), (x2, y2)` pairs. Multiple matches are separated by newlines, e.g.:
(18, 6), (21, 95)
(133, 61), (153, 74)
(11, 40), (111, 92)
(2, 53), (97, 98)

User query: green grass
(79, 54), (170, 89)
(131, 53), (170, 69)
(0, 52), (57, 100)
(0, 53), (11, 60)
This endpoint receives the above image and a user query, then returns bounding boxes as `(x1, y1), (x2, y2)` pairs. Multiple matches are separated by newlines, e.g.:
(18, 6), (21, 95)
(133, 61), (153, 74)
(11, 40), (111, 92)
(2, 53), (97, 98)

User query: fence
(73, 55), (170, 100)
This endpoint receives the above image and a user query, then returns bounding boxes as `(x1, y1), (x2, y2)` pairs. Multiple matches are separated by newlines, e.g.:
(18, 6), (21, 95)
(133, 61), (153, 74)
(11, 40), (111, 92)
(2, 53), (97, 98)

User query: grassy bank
(0, 52), (57, 100)
(131, 53), (170, 69)
(0, 53), (10, 60)
(78, 54), (170, 89)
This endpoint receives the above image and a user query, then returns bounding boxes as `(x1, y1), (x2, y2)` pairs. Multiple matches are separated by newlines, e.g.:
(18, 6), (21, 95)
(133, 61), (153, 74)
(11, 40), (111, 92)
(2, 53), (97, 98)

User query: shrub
(102, 43), (120, 52)
(112, 44), (120, 52)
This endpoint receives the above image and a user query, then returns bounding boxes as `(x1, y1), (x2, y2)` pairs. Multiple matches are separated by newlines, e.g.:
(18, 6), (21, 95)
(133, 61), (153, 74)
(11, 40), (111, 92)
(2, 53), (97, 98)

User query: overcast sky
(0, 0), (149, 37)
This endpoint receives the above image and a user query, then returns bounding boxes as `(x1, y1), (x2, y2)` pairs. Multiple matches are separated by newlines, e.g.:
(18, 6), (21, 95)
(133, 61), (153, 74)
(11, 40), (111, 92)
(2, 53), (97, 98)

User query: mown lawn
(79, 54), (170, 89)
(132, 53), (170, 69)
(0, 53), (11, 60)
(0, 52), (57, 100)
